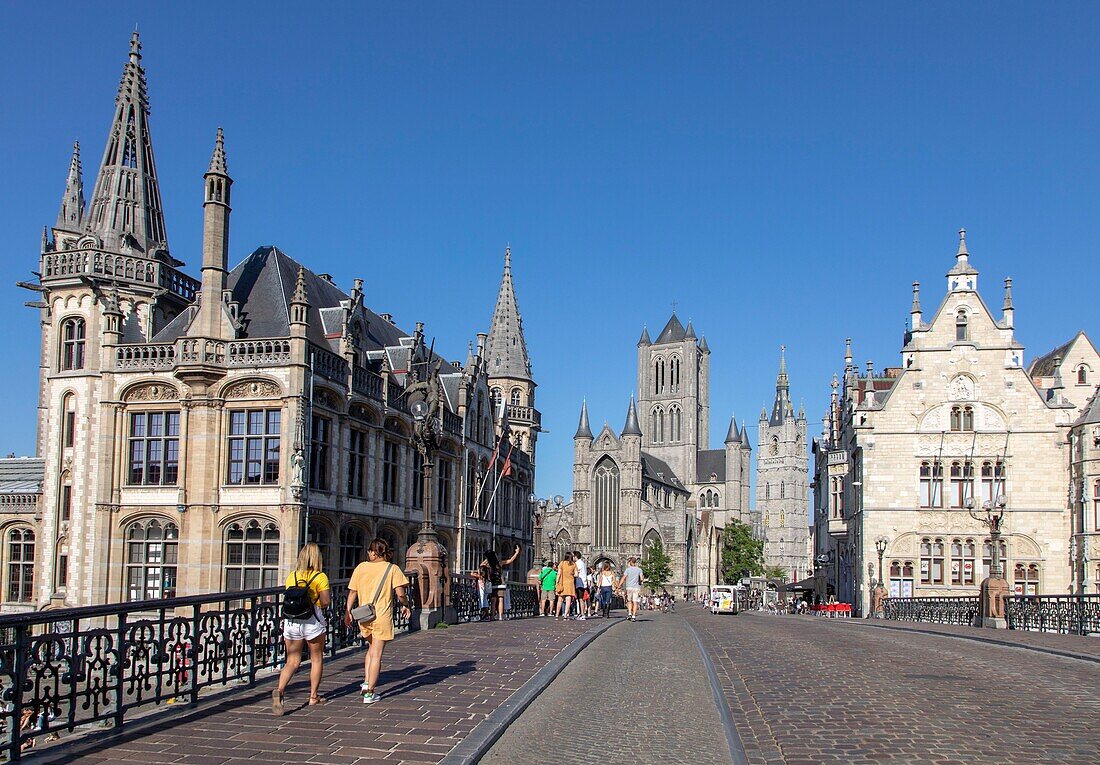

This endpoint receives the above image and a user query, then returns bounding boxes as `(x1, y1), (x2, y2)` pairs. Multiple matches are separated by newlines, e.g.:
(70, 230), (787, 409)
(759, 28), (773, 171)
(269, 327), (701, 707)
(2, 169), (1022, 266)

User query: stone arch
(120, 380), (180, 403)
(219, 376), (283, 401)
(311, 384), (345, 412)
(1007, 532), (1043, 560)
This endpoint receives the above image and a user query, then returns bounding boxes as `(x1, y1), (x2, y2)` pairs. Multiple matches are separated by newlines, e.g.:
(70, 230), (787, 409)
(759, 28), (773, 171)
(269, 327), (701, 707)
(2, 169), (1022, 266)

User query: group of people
(272, 537), (413, 713)
(535, 553), (648, 622)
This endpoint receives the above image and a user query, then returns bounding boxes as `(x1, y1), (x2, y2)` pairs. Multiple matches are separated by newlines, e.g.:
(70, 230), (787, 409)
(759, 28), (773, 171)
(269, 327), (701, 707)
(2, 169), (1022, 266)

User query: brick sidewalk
(29, 617), (606, 765)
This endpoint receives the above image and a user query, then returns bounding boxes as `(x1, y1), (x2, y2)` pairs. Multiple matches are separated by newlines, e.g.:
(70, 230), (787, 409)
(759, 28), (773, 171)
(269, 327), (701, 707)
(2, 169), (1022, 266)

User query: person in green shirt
(538, 560), (557, 616)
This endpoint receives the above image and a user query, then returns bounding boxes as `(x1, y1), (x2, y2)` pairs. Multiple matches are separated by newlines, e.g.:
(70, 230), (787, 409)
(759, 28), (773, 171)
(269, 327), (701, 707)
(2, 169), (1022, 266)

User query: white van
(710, 585), (737, 614)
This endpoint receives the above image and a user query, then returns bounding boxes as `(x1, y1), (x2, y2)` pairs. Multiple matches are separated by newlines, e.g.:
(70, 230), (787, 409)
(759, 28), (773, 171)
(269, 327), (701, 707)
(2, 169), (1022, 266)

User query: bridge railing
(1005, 594), (1100, 636)
(0, 574), (420, 762)
(448, 575), (539, 621)
(882, 596), (979, 626)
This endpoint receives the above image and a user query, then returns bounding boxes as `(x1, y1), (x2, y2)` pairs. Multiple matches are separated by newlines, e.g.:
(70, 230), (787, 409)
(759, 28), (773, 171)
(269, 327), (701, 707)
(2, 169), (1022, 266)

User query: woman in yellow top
(344, 538), (412, 705)
(555, 552), (577, 620)
(273, 543), (331, 715)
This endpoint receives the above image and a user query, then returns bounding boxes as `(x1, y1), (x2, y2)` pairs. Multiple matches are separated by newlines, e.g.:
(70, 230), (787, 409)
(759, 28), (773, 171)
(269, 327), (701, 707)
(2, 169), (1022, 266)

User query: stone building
(812, 230), (1092, 613)
(756, 348), (810, 582)
(8, 34), (536, 612)
(1070, 388), (1100, 594)
(543, 315), (752, 592)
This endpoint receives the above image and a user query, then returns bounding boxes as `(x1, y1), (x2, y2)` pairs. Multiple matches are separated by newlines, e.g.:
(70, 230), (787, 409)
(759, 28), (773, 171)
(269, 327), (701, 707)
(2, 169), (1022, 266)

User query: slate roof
(1028, 336), (1076, 378)
(1074, 386), (1100, 426)
(484, 248), (532, 380)
(696, 450), (726, 483)
(0, 457), (44, 494)
(641, 452), (686, 491)
(654, 314), (687, 344)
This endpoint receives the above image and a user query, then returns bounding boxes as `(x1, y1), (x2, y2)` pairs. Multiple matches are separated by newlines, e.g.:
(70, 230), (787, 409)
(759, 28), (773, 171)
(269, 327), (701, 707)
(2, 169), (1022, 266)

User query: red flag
(501, 443), (514, 478)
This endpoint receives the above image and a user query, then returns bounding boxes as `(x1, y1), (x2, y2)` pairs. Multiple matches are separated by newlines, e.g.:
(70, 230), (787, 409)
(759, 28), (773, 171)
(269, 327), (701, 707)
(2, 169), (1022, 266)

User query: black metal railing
(882, 596), (979, 626)
(446, 576), (538, 622)
(1006, 594), (1100, 636)
(0, 574), (419, 762)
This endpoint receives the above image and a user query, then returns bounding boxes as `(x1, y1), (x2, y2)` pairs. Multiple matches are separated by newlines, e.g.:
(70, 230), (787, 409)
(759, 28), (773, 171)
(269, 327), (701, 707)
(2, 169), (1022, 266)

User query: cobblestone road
(686, 608), (1100, 765)
(483, 613), (729, 765)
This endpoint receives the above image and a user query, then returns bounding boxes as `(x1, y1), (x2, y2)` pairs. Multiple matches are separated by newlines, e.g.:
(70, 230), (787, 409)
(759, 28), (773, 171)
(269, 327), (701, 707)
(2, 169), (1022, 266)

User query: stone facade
(812, 230), (1090, 614)
(1069, 388), (1100, 594)
(756, 348), (810, 582)
(10, 35), (537, 612)
(544, 315), (752, 593)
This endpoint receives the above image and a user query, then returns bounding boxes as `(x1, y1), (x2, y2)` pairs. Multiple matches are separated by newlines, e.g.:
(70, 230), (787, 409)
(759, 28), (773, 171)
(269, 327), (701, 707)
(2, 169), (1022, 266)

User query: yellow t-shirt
(285, 569), (330, 606)
(348, 560), (410, 637)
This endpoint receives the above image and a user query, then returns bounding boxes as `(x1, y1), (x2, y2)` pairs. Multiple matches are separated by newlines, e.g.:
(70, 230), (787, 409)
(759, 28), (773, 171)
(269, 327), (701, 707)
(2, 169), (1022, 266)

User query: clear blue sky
(2, 3), (1098, 501)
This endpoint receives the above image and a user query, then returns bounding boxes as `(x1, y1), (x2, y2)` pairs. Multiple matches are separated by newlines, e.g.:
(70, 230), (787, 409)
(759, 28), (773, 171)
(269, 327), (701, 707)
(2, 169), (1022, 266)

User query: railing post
(10, 624), (29, 763)
(114, 611), (127, 731)
(248, 594), (259, 686)
(190, 604), (201, 706)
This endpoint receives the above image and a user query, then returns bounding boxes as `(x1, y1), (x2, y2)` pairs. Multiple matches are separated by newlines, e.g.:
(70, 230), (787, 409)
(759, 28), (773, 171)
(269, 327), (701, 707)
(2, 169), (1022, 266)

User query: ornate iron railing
(506, 582), (538, 618)
(1006, 594), (1100, 635)
(449, 574), (481, 623)
(0, 574), (418, 762)
(882, 596), (979, 626)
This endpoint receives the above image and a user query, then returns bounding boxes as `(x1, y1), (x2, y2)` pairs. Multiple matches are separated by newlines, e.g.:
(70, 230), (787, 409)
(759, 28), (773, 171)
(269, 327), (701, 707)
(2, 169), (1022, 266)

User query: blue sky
(1, 3), (1097, 500)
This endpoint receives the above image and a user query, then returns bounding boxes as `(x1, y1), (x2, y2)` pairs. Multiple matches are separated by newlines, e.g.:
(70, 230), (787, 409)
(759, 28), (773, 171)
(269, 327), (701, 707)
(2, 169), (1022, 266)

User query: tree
(720, 520), (764, 585)
(641, 539), (673, 592)
(763, 565), (789, 583)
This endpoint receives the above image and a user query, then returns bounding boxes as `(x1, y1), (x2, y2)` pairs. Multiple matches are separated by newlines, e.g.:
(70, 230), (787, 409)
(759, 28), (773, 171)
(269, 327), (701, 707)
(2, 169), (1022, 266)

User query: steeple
(574, 400), (594, 440)
(724, 415), (739, 445)
(194, 128), (233, 338)
(622, 396), (642, 437)
(86, 31), (169, 256)
(699, 335), (710, 353)
(739, 421), (750, 450)
(638, 325), (651, 346)
(771, 345), (792, 425)
(56, 141), (85, 231)
(685, 321), (697, 340)
(485, 245), (532, 380)
(947, 227), (978, 292)
(289, 266), (309, 330)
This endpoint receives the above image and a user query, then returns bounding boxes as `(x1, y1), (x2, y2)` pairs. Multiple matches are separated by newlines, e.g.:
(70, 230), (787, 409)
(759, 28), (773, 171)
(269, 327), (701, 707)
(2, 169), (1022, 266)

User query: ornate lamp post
(875, 537), (888, 587)
(527, 494), (563, 584)
(870, 537), (888, 618)
(815, 550), (835, 602)
(968, 495), (1008, 628)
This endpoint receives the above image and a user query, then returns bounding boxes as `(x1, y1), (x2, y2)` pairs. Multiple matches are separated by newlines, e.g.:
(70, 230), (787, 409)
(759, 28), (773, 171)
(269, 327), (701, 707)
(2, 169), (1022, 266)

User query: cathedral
(544, 314), (779, 592)
(4, 34), (540, 612)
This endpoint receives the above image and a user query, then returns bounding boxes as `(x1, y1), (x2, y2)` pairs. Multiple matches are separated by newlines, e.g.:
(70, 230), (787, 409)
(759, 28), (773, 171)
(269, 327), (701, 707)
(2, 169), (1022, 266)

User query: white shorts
(283, 615), (326, 641)
(625, 587), (642, 603)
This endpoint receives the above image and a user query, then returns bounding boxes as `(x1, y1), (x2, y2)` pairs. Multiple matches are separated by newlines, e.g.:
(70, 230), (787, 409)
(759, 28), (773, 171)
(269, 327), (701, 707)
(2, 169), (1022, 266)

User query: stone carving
(223, 379), (281, 399)
(313, 387), (342, 409)
(980, 406), (1005, 430)
(948, 375), (975, 401)
(122, 383), (180, 402)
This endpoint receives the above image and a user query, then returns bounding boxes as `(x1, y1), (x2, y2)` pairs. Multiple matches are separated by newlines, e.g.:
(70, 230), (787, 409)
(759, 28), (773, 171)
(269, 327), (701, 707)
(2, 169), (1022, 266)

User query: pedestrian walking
(555, 552), (577, 620)
(481, 545), (521, 621)
(573, 552), (589, 619)
(538, 560), (557, 616)
(476, 561), (492, 620)
(617, 556), (645, 622)
(273, 542), (331, 715)
(344, 538), (412, 705)
(596, 562), (615, 618)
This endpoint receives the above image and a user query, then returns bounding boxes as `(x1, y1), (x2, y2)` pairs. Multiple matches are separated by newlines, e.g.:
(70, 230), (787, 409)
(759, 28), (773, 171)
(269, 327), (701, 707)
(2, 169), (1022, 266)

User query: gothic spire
(739, 421), (750, 450)
(575, 400), (594, 440)
(622, 396), (642, 437)
(771, 345), (792, 425)
(208, 127), (228, 175)
(485, 245), (532, 380)
(638, 325), (651, 346)
(685, 321), (697, 340)
(86, 31), (169, 256)
(724, 414), (739, 444)
(56, 141), (85, 231)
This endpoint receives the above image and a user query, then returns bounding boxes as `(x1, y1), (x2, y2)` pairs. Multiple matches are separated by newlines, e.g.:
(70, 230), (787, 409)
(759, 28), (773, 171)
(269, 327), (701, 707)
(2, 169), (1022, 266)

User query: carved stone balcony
(508, 405), (541, 428)
(41, 248), (199, 303)
(116, 343), (176, 371)
(227, 339), (291, 367)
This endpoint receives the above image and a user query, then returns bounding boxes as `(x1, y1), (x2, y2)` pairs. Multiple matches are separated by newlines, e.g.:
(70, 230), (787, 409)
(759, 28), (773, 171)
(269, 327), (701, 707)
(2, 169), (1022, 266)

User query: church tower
(485, 246), (539, 462)
(636, 314), (709, 481)
(756, 347), (810, 581)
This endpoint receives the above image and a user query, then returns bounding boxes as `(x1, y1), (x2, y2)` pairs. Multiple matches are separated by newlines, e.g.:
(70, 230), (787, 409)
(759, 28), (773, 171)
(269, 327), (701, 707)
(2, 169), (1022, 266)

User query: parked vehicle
(710, 585), (738, 614)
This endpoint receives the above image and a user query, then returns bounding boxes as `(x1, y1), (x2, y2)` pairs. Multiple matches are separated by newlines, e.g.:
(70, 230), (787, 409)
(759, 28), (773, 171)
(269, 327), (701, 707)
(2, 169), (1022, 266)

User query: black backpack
(281, 572), (321, 619)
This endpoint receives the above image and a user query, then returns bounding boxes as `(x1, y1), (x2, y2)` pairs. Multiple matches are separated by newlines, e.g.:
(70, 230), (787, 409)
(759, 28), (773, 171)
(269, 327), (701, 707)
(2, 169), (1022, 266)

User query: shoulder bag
(350, 563), (394, 625)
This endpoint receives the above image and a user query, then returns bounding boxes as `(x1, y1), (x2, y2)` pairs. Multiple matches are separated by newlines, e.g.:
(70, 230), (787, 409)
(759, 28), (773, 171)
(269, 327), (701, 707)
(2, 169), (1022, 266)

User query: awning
(780, 577), (817, 592)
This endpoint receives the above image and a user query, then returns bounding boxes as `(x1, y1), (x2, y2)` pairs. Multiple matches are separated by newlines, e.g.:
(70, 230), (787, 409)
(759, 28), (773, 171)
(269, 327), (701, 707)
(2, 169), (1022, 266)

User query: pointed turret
(638, 325), (651, 346)
(685, 321), (697, 340)
(910, 281), (922, 329)
(739, 421), (750, 450)
(290, 266), (309, 330)
(947, 228), (978, 292)
(485, 246), (532, 380)
(654, 313), (686, 344)
(56, 141), (85, 231)
(575, 400), (594, 440)
(622, 396), (642, 437)
(724, 415), (739, 445)
(86, 31), (169, 255)
(1002, 277), (1015, 328)
(770, 345), (792, 425)
(194, 128), (233, 337)
(699, 335), (710, 353)
(844, 337), (853, 374)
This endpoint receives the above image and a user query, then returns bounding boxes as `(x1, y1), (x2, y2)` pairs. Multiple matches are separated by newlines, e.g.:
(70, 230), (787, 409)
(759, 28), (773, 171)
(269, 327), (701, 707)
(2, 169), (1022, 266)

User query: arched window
(60, 317), (86, 371)
(765, 483), (771, 500)
(125, 519), (179, 601)
(339, 525), (367, 580)
(307, 521), (333, 568)
(510, 388), (522, 407)
(780, 482), (786, 499)
(224, 520), (280, 591)
(593, 457), (620, 548)
(670, 356), (681, 392)
(1014, 564), (1039, 596)
(950, 538), (977, 585)
(961, 406), (974, 432)
(1077, 366), (1089, 385)
(61, 394), (77, 448)
(1094, 481), (1100, 531)
(950, 406), (961, 432)
(889, 560), (915, 597)
(490, 388), (502, 409)
(6, 528), (35, 603)
(658, 408), (666, 443)
(669, 405), (681, 442)
(919, 461), (944, 508)
(955, 309), (968, 342)
(919, 538), (945, 585)
(771, 436), (779, 456)
(653, 358), (665, 394)
(643, 528), (661, 553)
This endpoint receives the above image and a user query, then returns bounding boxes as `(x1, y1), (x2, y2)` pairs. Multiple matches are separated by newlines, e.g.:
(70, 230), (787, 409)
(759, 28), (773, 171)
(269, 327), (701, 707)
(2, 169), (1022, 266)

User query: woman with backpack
(273, 542), (331, 715)
(344, 538), (412, 705)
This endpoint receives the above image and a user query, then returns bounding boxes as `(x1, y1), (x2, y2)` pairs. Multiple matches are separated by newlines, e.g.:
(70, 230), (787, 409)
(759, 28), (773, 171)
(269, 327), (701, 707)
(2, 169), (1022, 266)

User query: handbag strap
(368, 563), (394, 606)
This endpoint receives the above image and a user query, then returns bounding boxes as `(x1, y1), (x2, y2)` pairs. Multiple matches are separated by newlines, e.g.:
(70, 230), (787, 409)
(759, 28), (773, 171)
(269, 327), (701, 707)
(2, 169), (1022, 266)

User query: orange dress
(556, 560), (577, 597)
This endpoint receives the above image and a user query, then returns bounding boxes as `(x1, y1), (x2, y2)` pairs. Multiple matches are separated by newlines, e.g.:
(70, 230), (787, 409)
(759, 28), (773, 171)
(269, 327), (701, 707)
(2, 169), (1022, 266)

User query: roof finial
(129, 28), (142, 64)
(911, 281), (922, 313)
(504, 244), (511, 269)
(1003, 277), (1014, 310)
(957, 227), (968, 259)
(779, 344), (787, 374)
(292, 266), (309, 305)
(207, 127), (228, 175)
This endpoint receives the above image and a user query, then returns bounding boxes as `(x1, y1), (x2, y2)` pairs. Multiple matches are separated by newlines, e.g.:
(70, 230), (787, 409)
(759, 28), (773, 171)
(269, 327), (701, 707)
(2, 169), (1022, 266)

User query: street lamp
(875, 537), (888, 588)
(967, 495), (1007, 578)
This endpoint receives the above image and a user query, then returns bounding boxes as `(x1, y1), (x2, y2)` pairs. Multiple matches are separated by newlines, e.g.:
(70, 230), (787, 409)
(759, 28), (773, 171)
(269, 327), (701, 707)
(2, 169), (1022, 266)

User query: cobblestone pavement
(482, 612), (730, 765)
(29, 617), (605, 765)
(686, 608), (1100, 764)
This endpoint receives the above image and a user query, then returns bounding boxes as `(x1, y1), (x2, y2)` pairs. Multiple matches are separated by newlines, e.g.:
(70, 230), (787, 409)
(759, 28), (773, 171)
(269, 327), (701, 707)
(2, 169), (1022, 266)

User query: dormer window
(955, 310), (969, 342)
(1078, 366), (1089, 385)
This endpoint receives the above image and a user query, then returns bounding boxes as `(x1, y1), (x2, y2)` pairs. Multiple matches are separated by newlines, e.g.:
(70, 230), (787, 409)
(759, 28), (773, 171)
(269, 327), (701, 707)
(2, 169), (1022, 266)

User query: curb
(685, 619), (749, 765)
(829, 616), (1100, 666)
(439, 618), (616, 765)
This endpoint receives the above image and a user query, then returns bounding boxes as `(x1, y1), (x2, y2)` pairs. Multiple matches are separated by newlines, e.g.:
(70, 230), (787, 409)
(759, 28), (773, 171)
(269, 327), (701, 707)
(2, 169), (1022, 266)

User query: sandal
(271, 689), (284, 716)
(308, 695), (325, 706)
